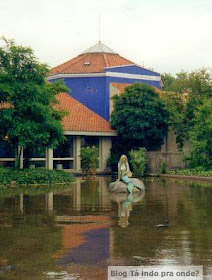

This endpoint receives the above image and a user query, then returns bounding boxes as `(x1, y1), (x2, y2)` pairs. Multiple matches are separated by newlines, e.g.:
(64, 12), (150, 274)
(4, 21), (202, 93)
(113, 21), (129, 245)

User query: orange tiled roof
(1, 94), (115, 133)
(56, 92), (115, 133)
(0, 102), (12, 109)
(111, 82), (162, 95)
(49, 53), (134, 76)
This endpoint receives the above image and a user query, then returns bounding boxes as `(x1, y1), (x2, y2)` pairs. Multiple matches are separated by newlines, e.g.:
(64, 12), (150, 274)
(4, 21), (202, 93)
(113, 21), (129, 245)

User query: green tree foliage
(111, 83), (169, 151)
(162, 69), (212, 149)
(0, 38), (68, 167)
(129, 148), (147, 176)
(160, 91), (186, 148)
(188, 98), (212, 169)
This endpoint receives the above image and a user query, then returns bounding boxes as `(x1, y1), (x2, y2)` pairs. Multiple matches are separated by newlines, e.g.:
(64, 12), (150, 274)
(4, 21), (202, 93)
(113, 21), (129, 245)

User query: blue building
(2, 42), (177, 173)
(47, 41), (162, 120)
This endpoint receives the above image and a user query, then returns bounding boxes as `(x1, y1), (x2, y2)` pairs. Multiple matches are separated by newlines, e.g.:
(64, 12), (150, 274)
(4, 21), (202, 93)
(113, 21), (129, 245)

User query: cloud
(0, 0), (211, 74)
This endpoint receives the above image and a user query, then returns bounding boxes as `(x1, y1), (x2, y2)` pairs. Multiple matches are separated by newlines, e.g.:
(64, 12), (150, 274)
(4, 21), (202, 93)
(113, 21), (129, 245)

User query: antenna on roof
(98, 14), (101, 43)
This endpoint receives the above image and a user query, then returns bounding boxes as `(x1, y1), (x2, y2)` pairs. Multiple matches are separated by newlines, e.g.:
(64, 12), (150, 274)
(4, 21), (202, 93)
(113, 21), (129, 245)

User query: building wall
(0, 136), (112, 173)
(161, 126), (179, 153)
(105, 65), (161, 77)
(63, 77), (107, 120)
(100, 137), (112, 170)
(50, 65), (162, 121)
(109, 84), (121, 115)
(146, 152), (186, 174)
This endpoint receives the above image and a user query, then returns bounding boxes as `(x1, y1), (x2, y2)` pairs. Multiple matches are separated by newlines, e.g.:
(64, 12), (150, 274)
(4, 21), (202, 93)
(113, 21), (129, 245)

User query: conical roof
(81, 41), (118, 54)
(48, 42), (134, 76)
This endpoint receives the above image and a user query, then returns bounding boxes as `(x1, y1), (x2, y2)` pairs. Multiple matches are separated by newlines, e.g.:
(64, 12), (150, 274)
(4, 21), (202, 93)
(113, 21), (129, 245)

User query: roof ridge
(103, 53), (109, 67)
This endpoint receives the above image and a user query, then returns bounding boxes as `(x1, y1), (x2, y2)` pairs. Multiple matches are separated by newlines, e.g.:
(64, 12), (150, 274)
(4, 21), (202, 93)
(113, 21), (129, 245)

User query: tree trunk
(15, 145), (23, 169)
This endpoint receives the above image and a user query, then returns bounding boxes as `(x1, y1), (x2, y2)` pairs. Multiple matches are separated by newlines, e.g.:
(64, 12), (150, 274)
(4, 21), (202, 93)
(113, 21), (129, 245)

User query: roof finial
(98, 14), (101, 43)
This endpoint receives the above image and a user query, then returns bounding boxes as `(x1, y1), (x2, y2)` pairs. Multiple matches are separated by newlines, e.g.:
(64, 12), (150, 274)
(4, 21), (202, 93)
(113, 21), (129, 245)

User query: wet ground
(0, 177), (211, 280)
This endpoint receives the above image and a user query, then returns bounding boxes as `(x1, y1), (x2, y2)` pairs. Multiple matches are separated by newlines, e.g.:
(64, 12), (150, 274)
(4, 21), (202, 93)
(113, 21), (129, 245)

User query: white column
(101, 137), (112, 171)
(74, 136), (81, 171)
(46, 148), (53, 169)
(18, 146), (24, 169)
(99, 137), (103, 171)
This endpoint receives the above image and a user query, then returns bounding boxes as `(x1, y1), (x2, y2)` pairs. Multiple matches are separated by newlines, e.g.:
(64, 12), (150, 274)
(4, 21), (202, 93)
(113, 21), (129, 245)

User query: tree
(188, 98), (212, 169)
(160, 91), (186, 149)
(110, 83), (169, 151)
(162, 69), (212, 148)
(0, 38), (68, 168)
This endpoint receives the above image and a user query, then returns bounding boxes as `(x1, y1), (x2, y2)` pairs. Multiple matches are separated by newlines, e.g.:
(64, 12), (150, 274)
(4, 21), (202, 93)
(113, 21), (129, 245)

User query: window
(81, 136), (99, 149)
(53, 136), (74, 169)
(0, 139), (15, 158)
(54, 136), (73, 158)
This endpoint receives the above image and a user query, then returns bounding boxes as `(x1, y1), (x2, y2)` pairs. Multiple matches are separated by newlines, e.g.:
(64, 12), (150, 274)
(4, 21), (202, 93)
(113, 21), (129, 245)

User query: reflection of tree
(172, 183), (212, 267)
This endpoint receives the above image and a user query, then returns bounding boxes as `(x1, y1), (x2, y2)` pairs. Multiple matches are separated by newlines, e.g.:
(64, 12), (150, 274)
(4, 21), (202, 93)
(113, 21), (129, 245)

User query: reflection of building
(14, 178), (117, 272)
(0, 41), (163, 172)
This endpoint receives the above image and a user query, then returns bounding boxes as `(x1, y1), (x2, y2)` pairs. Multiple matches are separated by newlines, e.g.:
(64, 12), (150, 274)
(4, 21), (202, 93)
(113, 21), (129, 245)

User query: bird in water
(156, 220), (169, 228)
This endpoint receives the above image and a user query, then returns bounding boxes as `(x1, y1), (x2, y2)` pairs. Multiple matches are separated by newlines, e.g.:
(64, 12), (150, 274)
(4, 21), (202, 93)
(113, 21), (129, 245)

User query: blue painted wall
(105, 65), (160, 76)
(63, 77), (108, 119)
(50, 65), (162, 120)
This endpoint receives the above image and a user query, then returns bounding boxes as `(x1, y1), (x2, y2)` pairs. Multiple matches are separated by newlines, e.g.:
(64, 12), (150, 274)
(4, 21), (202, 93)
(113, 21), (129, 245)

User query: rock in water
(109, 178), (145, 193)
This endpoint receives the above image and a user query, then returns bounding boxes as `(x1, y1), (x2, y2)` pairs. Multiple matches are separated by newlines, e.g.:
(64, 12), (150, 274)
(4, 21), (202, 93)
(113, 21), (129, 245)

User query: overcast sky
(0, 0), (212, 74)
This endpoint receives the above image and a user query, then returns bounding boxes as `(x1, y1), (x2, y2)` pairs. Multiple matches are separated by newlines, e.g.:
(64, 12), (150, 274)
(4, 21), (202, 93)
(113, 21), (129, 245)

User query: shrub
(129, 148), (147, 176)
(0, 168), (75, 186)
(160, 162), (167, 174)
(167, 168), (212, 177)
(80, 146), (98, 175)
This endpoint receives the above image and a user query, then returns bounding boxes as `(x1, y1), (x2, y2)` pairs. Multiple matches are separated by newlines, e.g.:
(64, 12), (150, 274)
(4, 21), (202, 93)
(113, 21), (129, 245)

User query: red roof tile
(111, 82), (162, 95)
(0, 102), (12, 109)
(49, 53), (134, 76)
(0, 94), (115, 133)
(111, 83), (132, 92)
(56, 92), (115, 133)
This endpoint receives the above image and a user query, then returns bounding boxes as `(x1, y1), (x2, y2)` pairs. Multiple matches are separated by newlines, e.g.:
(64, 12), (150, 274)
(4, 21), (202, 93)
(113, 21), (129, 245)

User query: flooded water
(0, 177), (211, 280)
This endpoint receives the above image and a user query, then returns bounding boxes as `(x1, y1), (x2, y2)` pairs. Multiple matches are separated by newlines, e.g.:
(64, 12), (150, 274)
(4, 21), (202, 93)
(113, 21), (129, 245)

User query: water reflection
(0, 177), (211, 280)
(110, 192), (145, 228)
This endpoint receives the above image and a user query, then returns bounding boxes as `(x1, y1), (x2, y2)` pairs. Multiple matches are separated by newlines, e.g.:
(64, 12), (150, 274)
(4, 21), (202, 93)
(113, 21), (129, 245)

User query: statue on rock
(109, 155), (145, 193)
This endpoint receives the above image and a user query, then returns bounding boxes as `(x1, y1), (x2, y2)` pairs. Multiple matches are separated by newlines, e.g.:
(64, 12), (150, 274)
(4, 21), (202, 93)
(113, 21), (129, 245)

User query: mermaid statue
(118, 155), (144, 194)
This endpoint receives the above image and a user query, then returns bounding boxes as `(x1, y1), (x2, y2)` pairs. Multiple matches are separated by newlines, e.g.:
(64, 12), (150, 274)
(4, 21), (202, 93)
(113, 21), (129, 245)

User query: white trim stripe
(104, 64), (136, 69)
(47, 73), (106, 80)
(64, 131), (117, 136)
(104, 64), (161, 75)
(47, 72), (161, 82)
(106, 71), (161, 81)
